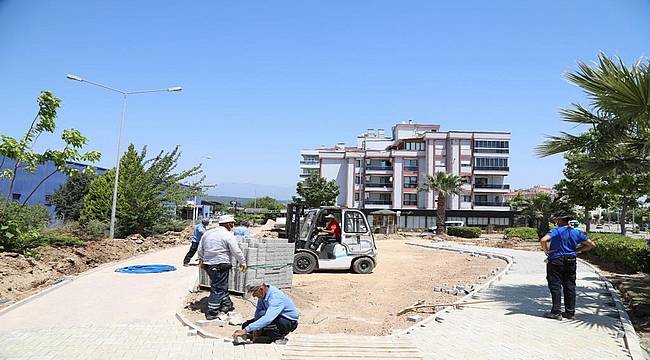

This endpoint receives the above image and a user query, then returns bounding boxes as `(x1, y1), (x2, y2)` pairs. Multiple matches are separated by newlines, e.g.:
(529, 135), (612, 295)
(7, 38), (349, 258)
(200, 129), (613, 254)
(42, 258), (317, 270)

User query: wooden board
(281, 335), (424, 360)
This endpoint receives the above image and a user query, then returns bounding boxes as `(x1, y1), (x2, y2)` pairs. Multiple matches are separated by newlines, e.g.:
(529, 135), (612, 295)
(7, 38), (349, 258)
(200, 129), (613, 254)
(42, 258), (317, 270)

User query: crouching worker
(232, 280), (299, 343)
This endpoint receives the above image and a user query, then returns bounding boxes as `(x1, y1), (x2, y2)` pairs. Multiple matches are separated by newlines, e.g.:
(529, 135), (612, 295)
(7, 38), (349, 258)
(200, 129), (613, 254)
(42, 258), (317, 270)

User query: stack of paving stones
(199, 236), (294, 292)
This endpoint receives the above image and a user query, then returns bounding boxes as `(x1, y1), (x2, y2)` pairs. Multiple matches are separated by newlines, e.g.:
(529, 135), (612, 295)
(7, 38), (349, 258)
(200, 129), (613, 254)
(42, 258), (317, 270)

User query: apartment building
(299, 121), (514, 229)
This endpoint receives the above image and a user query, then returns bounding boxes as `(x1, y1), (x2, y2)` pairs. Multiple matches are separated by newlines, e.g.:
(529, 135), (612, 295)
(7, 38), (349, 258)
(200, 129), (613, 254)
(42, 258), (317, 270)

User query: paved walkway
(0, 242), (638, 359)
(406, 242), (633, 359)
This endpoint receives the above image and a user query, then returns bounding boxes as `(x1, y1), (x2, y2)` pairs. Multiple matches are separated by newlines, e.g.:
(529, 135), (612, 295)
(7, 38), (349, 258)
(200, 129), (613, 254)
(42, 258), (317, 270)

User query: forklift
(285, 203), (378, 274)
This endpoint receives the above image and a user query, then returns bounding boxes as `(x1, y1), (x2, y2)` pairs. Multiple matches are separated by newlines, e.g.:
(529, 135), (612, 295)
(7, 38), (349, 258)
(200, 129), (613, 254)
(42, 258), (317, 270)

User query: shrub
(35, 230), (85, 247)
(504, 227), (538, 241)
(588, 233), (650, 273)
(83, 220), (109, 239)
(144, 218), (190, 235)
(447, 226), (482, 238)
(0, 203), (50, 254)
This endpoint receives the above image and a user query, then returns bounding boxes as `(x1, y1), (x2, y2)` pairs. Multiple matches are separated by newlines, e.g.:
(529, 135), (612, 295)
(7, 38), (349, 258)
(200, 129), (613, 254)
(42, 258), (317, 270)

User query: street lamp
(67, 74), (182, 239)
(193, 155), (212, 224)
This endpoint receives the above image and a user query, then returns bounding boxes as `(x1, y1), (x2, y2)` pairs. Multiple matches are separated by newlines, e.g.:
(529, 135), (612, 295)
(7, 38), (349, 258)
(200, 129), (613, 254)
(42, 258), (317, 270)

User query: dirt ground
(182, 237), (504, 337)
(0, 229), (192, 309)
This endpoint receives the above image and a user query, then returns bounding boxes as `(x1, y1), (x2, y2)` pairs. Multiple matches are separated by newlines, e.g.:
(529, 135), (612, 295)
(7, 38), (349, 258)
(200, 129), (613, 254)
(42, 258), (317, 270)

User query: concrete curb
(577, 258), (648, 360)
(174, 311), (230, 340)
(397, 242), (513, 335)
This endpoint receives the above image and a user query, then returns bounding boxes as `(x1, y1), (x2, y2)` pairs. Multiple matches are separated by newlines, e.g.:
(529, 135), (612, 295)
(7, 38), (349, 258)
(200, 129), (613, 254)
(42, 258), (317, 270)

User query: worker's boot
(206, 312), (220, 321)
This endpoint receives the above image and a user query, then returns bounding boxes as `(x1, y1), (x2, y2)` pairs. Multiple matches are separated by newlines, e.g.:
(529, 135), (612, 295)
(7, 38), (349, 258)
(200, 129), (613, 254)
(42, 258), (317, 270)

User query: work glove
(239, 264), (248, 272)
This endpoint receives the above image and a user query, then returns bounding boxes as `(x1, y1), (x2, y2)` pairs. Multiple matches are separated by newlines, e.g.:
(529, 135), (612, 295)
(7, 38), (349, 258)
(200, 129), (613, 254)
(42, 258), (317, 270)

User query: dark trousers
(206, 263), (233, 315)
(242, 316), (298, 343)
(310, 235), (337, 251)
(546, 256), (577, 315)
(183, 242), (199, 265)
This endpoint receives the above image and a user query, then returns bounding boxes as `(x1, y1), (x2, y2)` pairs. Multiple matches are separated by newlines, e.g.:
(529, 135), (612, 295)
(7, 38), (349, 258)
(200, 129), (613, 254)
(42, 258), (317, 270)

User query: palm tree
(537, 53), (650, 175)
(420, 171), (463, 234)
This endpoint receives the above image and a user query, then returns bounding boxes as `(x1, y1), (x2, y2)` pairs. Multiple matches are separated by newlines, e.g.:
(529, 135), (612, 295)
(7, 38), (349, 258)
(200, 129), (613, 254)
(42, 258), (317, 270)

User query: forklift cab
(291, 206), (377, 274)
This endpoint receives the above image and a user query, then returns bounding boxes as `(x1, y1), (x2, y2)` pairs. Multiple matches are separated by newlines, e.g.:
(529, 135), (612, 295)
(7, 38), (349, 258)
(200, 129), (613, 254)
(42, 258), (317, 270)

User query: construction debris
(398, 300), (496, 315)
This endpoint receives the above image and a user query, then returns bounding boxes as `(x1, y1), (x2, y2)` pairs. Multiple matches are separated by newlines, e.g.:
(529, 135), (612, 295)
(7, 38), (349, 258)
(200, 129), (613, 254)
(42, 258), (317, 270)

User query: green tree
(296, 174), (340, 208)
(420, 171), (463, 235)
(50, 171), (97, 221)
(509, 192), (576, 238)
(555, 151), (610, 232)
(603, 173), (650, 235)
(81, 144), (202, 237)
(244, 196), (284, 210)
(0, 91), (101, 206)
(537, 53), (650, 175)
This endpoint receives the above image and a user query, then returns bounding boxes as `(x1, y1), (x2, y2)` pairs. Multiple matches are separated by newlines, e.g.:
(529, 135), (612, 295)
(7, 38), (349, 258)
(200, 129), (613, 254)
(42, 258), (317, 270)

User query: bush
(0, 203), (50, 254)
(447, 226), (482, 238)
(35, 230), (85, 247)
(588, 233), (650, 273)
(504, 227), (538, 241)
(144, 218), (190, 235)
(83, 220), (109, 239)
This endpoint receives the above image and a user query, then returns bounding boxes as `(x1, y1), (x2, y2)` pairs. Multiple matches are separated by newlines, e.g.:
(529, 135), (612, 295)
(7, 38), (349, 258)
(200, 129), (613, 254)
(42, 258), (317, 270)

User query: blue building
(0, 158), (107, 216)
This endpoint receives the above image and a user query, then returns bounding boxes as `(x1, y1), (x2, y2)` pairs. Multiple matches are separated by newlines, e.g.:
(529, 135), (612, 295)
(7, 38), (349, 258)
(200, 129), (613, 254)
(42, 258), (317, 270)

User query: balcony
(365, 182), (393, 188)
(404, 166), (418, 171)
(299, 172), (318, 178)
(475, 184), (510, 189)
(300, 160), (319, 165)
(474, 201), (508, 207)
(366, 165), (393, 171)
(474, 149), (509, 154)
(365, 199), (393, 205)
(474, 166), (509, 171)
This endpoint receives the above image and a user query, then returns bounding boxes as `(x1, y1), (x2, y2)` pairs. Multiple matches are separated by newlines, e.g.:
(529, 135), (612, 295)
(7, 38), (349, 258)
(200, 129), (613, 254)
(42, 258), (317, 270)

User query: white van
(428, 220), (465, 232)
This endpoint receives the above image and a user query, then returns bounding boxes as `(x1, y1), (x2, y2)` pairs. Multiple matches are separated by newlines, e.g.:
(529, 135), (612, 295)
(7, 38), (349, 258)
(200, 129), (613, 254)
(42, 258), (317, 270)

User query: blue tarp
(114, 264), (176, 274)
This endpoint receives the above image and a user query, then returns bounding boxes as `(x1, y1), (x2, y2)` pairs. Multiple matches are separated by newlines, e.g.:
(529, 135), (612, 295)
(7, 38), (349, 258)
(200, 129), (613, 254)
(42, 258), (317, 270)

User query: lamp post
(66, 74), (182, 239)
(193, 156), (212, 224)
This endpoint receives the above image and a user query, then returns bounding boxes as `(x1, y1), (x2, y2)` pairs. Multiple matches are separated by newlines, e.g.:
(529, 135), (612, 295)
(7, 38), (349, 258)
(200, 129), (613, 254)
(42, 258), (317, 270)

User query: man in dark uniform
(540, 214), (596, 320)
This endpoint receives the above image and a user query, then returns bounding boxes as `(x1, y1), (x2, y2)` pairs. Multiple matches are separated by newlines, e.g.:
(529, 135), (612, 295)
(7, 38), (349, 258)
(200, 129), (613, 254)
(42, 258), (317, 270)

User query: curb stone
(397, 242), (513, 335)
(577, 258), (647, 360)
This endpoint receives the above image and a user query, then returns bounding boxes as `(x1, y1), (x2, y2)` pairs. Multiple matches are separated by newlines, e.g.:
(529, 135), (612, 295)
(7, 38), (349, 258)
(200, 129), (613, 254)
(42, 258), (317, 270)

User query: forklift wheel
(293, 253), (317, 274)
(352, 257), (374, 274)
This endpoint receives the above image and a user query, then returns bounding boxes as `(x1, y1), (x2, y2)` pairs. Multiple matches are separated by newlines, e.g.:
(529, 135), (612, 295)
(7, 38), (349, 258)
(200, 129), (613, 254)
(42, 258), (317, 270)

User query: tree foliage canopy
(296, 174), (340, 208)
(50, 171), (97, 221)
(420, 171), (463, 234)
(81, 144), (202, 237)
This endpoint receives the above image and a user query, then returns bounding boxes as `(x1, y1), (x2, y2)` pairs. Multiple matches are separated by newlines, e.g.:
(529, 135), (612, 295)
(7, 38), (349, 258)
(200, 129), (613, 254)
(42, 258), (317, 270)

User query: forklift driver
(310, 214), (341, 251)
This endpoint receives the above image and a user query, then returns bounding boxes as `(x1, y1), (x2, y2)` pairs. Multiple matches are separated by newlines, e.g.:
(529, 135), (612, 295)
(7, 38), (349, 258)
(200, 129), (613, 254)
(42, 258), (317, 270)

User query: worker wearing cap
(233, 280), (299, 343)
(198, 214), (247, 320)
(183, 218), (210, 266)
(310, 214), (341, 251)
(540, 214), (596, 320)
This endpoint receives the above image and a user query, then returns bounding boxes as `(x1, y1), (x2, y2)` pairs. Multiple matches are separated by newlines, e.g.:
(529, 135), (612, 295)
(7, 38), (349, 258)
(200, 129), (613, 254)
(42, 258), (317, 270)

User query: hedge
(587, 233), (649, 273)
(447, 226), (482, 238)
(504, 227), (538, 241)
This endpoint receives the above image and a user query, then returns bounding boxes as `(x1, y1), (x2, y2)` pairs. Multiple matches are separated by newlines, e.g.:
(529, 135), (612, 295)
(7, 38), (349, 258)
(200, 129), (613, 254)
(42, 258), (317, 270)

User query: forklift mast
(285, 202), (304, 243)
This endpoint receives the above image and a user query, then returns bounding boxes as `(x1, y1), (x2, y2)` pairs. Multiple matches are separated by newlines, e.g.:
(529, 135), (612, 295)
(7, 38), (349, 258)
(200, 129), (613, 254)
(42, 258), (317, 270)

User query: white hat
(245, 279), (265, 294)
(218, 214), (236, 224)
(325, 214), (336, 219)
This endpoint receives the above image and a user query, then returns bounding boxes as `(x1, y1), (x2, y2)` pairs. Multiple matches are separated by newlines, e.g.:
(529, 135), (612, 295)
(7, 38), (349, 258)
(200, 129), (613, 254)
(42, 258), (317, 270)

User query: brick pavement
(0, 242), (637, 359)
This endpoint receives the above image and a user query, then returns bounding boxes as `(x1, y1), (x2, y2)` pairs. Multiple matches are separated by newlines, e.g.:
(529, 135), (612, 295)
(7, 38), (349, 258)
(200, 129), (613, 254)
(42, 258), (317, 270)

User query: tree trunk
(620, 203), (627, 235)
(436, 193), (446, 235)
(584, 207), (591, 233)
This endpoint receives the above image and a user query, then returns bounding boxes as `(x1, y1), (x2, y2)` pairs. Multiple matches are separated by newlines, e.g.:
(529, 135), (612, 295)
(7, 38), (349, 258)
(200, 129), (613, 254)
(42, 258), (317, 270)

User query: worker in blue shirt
(540, 214), (596, 320)
(233, 279), (299, 343)
(183, 218), (209, 266)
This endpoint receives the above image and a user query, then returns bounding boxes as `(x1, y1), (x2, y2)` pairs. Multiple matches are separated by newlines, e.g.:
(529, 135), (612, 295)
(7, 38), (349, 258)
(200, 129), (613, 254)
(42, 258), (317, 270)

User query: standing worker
(540, 214), (596, 320)
(183, 218), (209, 266)
(198, 214), (247, 320)
(233, 279), (299, 343)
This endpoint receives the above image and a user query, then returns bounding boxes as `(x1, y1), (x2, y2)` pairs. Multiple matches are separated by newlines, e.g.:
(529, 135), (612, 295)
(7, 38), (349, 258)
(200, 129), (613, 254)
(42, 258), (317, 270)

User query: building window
(354, 192), (360, 201)
(404, 176), (418, 188)
(12, 193), (21, 201)
(403, 193), (417, 206)
(475, 157), (508, 169)
(461, 160), (471, 168)
(405, 142), (425, 151)
(474, 140), (509, 149)
(355, 176), (361, 185)
(467, 217), (489, 225)
(435, 144), (444, 150)
(461, 195), (471, 202)
(344, 211), (369, 233)
(490, 217), (510, 226)
(355, 160), (362, 168)
(435, 160), (444, 167)
(461, 144), (471, 150)
(461, 176), (471, 184)
(404, 159), (418, 170)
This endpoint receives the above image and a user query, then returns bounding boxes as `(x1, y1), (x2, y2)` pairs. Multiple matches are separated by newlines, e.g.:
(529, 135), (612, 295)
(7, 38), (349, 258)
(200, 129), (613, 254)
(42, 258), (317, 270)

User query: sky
(1, 1), (649, 200)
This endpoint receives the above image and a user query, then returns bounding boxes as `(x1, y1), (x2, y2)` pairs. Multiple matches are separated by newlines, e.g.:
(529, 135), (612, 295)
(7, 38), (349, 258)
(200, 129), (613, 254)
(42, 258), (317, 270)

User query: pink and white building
(299, 121), (514, 229)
